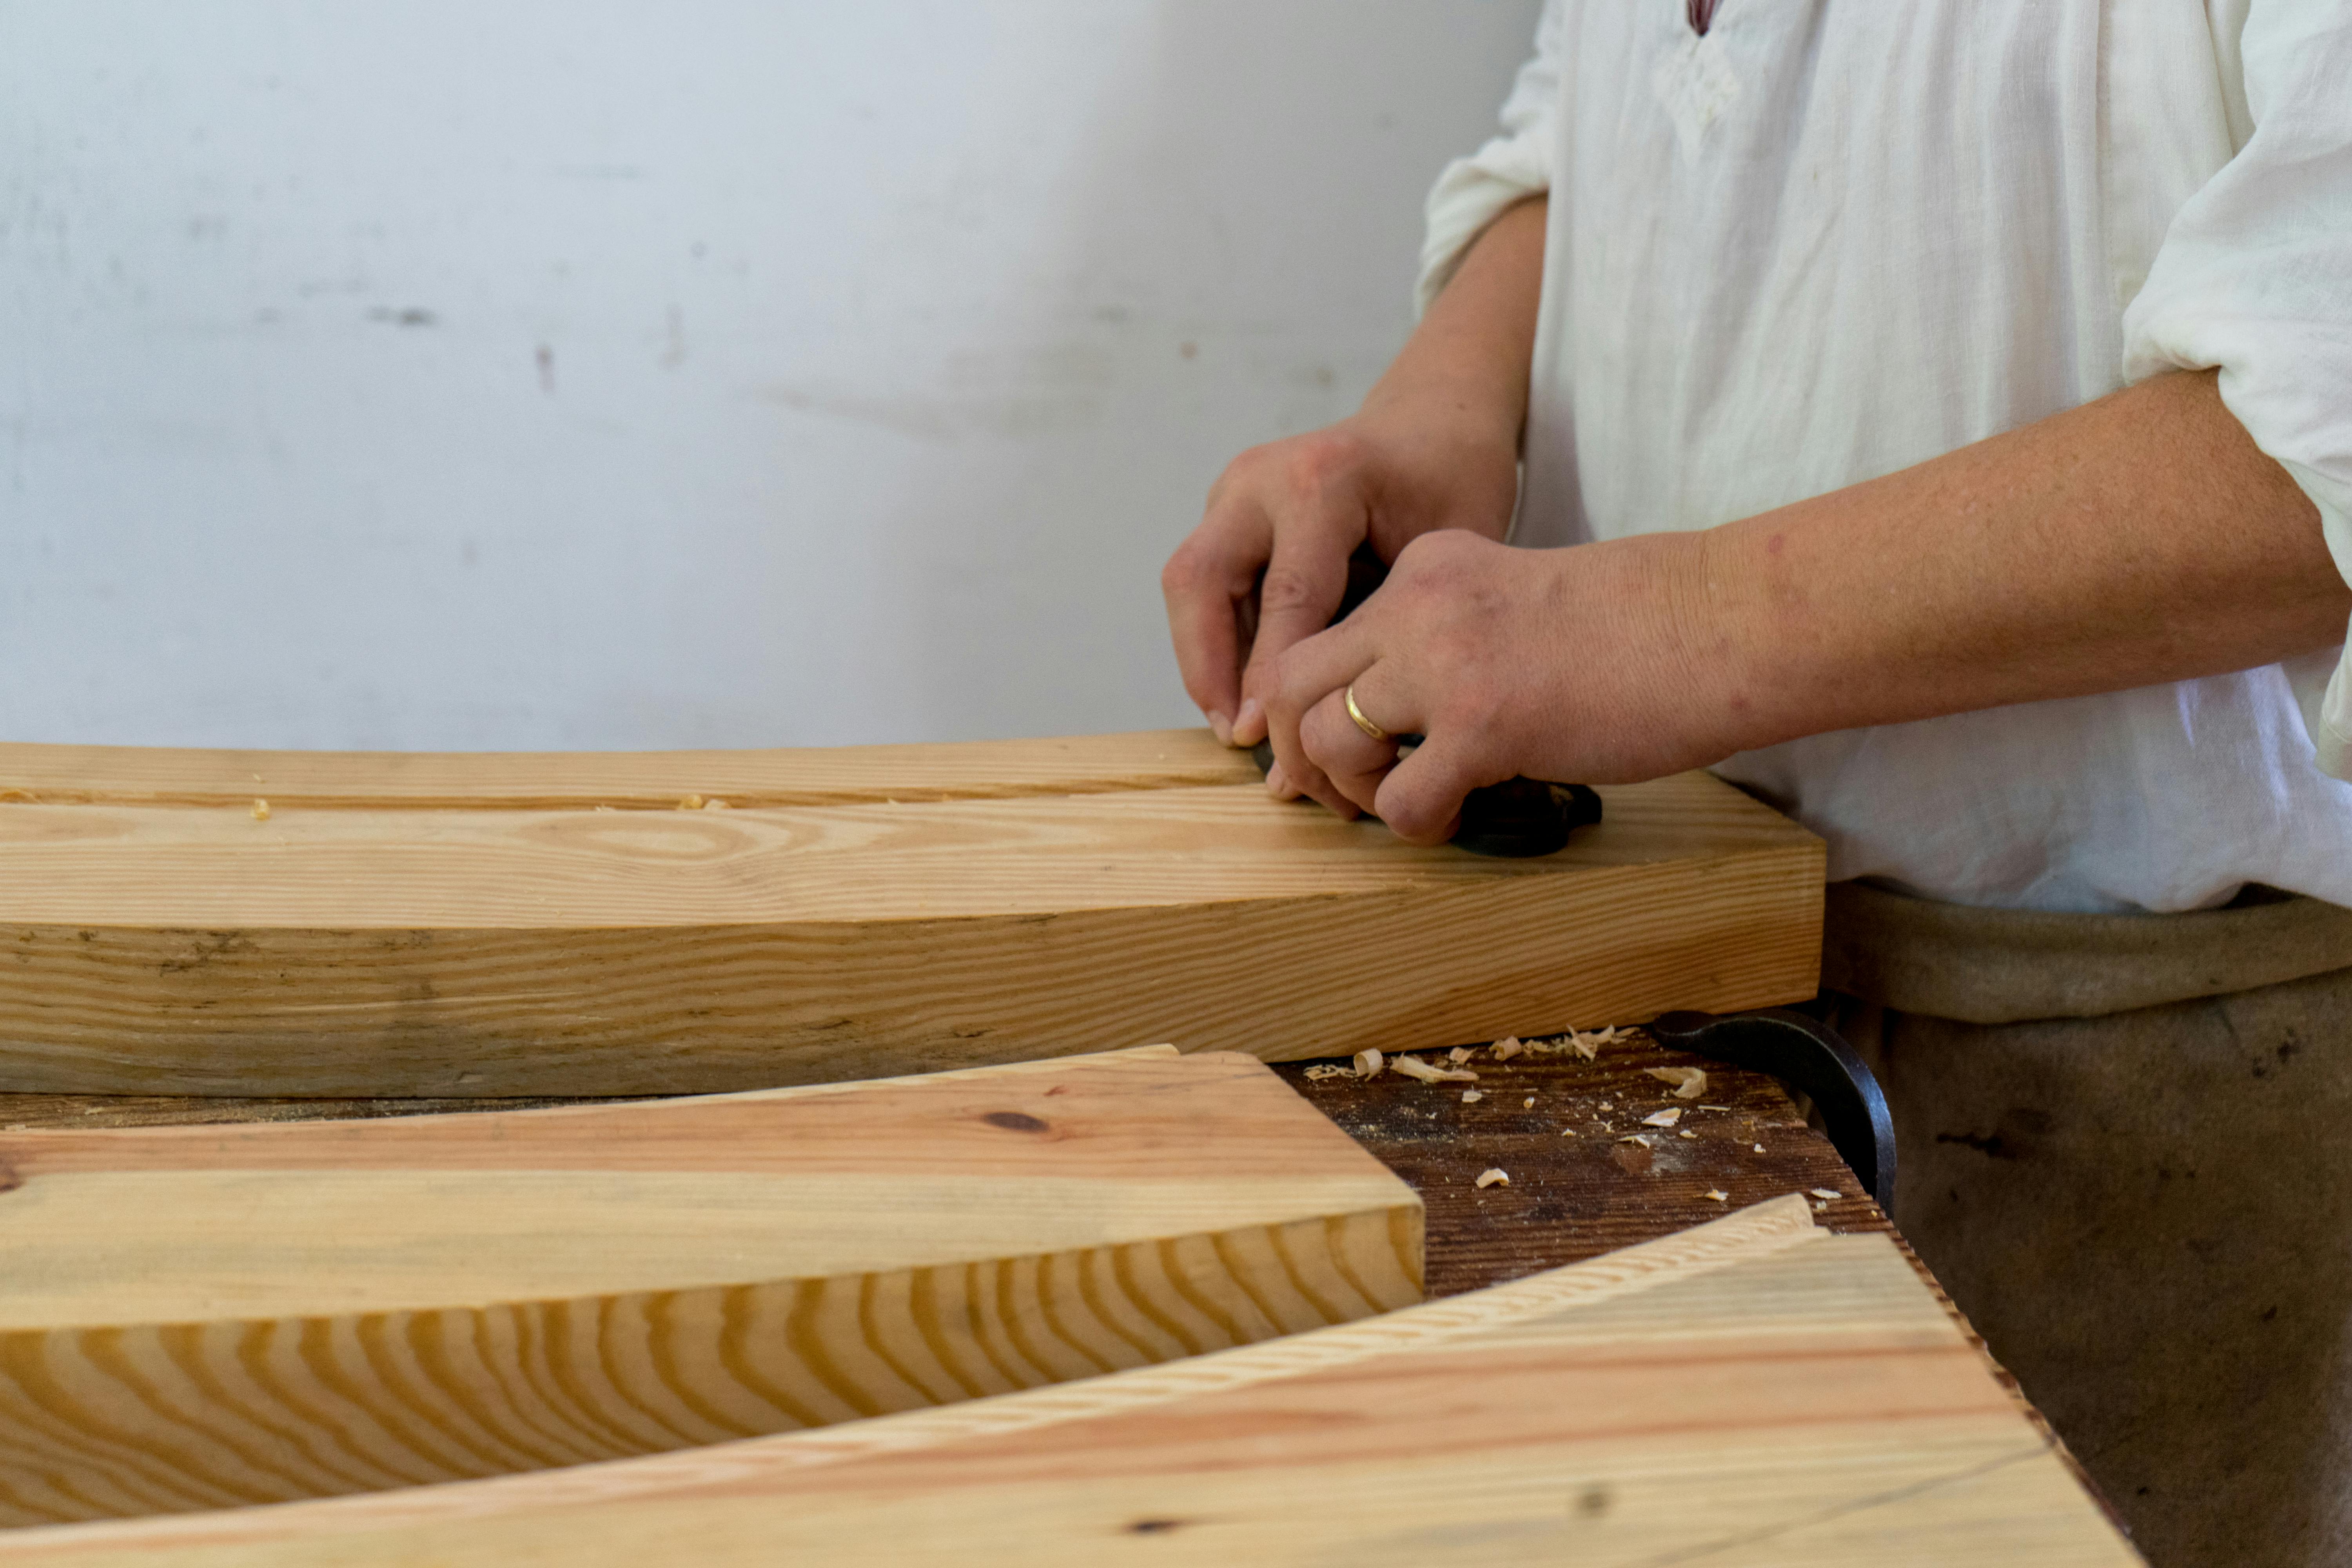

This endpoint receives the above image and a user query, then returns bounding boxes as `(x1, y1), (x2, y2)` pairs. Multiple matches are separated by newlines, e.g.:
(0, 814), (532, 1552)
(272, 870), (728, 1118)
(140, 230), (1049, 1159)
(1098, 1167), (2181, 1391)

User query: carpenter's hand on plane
(1260, 528), (1739, 844)
(1158, 409), (1519, 753)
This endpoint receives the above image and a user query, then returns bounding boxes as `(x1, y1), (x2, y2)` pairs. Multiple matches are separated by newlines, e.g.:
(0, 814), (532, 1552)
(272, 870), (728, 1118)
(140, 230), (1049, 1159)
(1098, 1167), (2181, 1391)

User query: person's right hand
(1160, 401), (1522, 750)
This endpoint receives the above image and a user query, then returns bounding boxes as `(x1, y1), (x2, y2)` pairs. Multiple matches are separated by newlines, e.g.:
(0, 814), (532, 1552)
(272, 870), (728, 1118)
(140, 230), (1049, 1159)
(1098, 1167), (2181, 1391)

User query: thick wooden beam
(0, 733), (1824, 1095)
(0, 1048), (1422, 1527)
(0, 1198), (2137, 1566)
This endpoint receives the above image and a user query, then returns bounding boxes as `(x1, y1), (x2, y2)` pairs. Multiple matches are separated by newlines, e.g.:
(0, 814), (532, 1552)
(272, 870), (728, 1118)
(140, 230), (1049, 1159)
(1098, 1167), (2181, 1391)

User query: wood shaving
(1460, 1089), (1483, 1103)
(1522, 1096), (1536, 1109)
(1753, 1143), (1767, 1154)
(1520, 1026), (1622, 1063)
(1678, 1129), (1698, 1139)
(1645, 1066), (1708, 1100)
(1474, 1168), (1509, 1189)
(677, 794), (705, 811)
(1489, 1036), (1524, 1061)
(1641, 1108), (1683, 1128)
(1559, 1127), (1576, 1138)
(1617, 1133), (1654, 1147)
(1704, 1189), (1729, 1202)
(1809, 1188), (1843, 1201)
(1448, 1047), (1473, 1064)
(1566, 1025), (1623, 1061)
(1301, 1064), (1354, 1080)
(1597, 1102), (1613, 1112)
(1391, 1055), (1477, 1084)
(250, 798), (270, 821)
(1352, 1048), (1385, 1080)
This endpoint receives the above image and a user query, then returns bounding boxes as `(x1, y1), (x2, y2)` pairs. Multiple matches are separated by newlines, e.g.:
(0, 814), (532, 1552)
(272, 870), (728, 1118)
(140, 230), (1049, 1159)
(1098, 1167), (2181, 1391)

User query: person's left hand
(1261, 527), (1751, 843)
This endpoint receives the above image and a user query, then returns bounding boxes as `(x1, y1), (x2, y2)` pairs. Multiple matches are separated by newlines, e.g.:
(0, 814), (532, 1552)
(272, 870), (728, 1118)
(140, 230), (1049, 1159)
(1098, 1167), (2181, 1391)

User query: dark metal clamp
(1649, 1007), (1897, 1212)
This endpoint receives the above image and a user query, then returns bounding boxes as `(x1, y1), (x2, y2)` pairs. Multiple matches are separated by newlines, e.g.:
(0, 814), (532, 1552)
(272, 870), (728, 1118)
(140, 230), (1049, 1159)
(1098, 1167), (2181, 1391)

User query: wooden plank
(0, 1199), (2140, 1566)
(0, 1030), (1895, 1294)
(0, 1048), (1423, 1527)
(0, 731), (1256, 811)
(0, 759), (1824, 1096)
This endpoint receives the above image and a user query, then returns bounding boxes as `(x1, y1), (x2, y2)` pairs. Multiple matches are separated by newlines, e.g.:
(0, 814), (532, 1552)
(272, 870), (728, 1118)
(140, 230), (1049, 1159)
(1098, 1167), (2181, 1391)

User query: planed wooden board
(0, 1048), (1423, 1527)
(0, 731), (1257, 812)
(0, 733), (1824, 1096)
(0, 1197), (2140, 1566)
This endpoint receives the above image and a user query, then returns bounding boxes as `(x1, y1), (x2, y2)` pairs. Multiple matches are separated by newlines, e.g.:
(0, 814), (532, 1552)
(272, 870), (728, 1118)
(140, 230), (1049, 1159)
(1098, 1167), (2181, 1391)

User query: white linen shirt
(1423, 0), (2352, 913)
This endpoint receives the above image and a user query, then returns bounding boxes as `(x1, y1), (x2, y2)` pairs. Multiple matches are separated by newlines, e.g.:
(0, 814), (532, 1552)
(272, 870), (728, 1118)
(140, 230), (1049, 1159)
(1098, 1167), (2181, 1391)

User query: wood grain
(0, 1199), (2139, 1566)
(0, 1049), (1422, 1527)
(0, 748), (1824, 1095)
(0, 731), (1256, 811)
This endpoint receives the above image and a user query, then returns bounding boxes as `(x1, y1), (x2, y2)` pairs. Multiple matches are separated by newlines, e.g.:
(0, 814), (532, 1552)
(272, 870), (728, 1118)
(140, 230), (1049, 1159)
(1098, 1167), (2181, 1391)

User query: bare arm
(1269, 368), (2350, 838)
(1160, 198), (1547, 746)
(1697, 368), (2347, 749)
(1360, 195), (1548, 464)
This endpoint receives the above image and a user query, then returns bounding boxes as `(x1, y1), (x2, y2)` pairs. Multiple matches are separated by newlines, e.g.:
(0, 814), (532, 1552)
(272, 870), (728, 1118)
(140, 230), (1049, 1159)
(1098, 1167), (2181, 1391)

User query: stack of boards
(0, 1049), (1424, 1526)
(0, 730), (1824, 1095)
(0, 735), (2130, 1561)
(0, 1187), (2137, 1565)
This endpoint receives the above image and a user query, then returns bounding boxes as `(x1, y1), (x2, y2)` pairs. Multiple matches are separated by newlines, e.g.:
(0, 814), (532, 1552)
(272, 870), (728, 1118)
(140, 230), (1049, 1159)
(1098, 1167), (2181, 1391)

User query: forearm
(1363, 198), (1547, 451)
(1697, 369), (2351, 750)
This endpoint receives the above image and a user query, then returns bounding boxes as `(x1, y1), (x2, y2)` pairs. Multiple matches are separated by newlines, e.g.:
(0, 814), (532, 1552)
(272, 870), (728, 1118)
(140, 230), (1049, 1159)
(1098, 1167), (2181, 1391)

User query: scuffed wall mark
(367, 307), (438, 328)
(747, 343), (1113, 441)
(660, 305), (687, 370)
(535, 344), (556, 395)
(746, 382), (1098, 442)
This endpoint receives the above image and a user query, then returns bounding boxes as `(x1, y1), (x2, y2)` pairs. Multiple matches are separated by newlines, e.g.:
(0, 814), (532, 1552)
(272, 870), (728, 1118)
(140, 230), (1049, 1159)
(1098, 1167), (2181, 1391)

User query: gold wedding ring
(1344, 684), (1389, 742)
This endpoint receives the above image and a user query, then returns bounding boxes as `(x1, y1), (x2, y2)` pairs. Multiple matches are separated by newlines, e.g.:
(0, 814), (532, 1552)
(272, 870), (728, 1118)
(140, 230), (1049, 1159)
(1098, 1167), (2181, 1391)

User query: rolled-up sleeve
(2120, 2), (2352, 777)
(1414, 0), (1565, 318)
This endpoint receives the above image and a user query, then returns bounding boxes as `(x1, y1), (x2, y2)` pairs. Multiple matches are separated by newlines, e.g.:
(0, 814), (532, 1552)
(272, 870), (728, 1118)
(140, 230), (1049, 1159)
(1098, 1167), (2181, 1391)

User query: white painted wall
(0, 1), (1542, 749)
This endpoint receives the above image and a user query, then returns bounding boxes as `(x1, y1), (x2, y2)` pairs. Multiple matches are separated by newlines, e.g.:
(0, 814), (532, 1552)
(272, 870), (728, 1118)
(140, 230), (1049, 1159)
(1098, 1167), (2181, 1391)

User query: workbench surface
(1271, 1030), (1889, 1295)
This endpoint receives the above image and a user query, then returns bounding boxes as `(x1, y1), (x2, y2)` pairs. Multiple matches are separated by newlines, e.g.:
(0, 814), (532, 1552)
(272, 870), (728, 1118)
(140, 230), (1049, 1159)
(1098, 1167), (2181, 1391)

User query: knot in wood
(981, 1111), (1049, 1134)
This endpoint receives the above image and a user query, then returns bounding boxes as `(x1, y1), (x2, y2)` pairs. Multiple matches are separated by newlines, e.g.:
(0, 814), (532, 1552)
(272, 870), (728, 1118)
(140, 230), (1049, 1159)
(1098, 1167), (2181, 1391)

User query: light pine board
(0, 733), (1824, 1096)
(0, 1198), (2139, 1567)
(0, 1048), (1423, 1527)
(0, 731), (1256, 812)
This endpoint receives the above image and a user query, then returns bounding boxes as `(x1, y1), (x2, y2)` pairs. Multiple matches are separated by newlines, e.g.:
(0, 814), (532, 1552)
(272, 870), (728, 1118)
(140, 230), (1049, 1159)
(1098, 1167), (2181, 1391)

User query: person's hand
(1262, 528), (1748, 842)
(1161, 405), (1520, 748)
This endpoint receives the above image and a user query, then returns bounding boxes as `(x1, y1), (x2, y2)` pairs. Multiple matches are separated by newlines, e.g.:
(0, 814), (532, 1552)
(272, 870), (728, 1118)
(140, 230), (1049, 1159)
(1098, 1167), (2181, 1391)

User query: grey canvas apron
(1822, 882), (2352, 1568)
